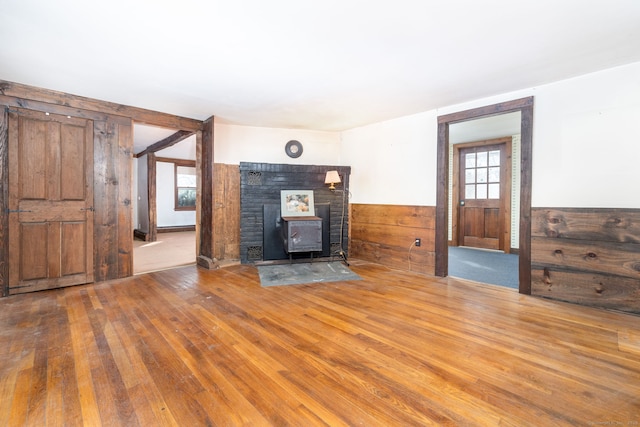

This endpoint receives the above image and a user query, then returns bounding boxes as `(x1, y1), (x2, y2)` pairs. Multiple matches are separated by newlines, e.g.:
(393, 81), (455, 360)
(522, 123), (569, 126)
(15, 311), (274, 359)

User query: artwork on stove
(280, 190), (315, 217)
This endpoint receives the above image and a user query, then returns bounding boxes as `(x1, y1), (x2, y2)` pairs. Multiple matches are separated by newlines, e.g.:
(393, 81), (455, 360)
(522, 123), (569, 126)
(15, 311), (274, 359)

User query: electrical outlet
(415, 238), (421, 247)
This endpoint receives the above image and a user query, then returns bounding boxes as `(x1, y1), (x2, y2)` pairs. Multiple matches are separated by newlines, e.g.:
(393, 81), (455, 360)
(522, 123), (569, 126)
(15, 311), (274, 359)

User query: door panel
(61, 222), (87, 276)
(19, 223), (48, 281)
(8, 109), (94, 294)
(458, 144), (506, 250)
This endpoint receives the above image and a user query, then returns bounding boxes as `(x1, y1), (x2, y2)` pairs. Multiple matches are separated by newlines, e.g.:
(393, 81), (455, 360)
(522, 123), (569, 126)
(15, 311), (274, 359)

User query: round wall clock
(285, 140), (303, 158)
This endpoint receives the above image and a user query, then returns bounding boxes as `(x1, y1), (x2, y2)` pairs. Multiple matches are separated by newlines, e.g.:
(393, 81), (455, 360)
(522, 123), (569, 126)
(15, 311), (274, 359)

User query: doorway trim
(435, 97), (533, 294)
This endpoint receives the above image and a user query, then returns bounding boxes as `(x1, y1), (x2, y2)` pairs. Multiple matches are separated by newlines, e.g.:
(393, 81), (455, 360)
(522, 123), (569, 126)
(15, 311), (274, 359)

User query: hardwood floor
(133, 231), (196, 274)
(1, 261), (639, 426)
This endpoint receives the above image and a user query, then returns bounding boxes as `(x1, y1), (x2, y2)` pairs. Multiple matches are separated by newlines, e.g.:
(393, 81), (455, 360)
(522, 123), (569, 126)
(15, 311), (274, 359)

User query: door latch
(80, 207), (95, 212)
(6, 209), (33, 213)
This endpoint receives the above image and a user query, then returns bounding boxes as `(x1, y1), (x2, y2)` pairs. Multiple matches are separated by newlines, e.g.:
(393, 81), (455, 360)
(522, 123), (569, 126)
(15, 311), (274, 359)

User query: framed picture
(280, 190), (315, 217)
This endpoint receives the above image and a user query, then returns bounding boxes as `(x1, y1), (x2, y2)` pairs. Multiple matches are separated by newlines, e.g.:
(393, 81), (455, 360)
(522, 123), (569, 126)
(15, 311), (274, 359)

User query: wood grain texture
(117, 121), (133, 278)
(531, 207), (640, 314)
(213, 163), (240, 260)
(0, 106), (8, 296)
(198, 117), (214, 267)
(1, 83), (202, 292)
(351, 204), (435, 274)
(1, 262), (638, 426)
(0, 80), (201, 131)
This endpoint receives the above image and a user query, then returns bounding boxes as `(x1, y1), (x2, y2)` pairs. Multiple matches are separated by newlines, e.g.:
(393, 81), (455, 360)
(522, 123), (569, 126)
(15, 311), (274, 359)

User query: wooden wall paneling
(225, 164), (241, 259)
(213, 163), (225, 259)
(0, 80), (201, 132)
(117, 121), (133, 277)
(93, 119), (133, 282)
(0, 106), (7, 296)
(197, 117), (215, 268)
(351, 204), (436, 275)
(213, 164), (240, 260)
(532, 237), (640, 279)
(531, 207), (640, 314)
(533, 208), (640, 243)
(94, 120), (118, 282)
(531, 267), (640, 314)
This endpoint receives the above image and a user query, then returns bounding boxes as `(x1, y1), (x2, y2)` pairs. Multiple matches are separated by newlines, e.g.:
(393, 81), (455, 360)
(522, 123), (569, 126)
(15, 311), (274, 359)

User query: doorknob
(460, 200), (465, 206)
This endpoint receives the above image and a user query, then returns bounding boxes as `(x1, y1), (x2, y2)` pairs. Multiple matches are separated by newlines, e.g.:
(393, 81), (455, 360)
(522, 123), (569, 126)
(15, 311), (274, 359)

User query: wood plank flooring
(1, 261), (639, 426)
(133, 231), (196, 274)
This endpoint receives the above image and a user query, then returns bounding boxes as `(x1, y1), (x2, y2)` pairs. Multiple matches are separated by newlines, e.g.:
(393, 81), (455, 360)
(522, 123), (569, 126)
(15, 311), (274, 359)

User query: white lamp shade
(324, 170), (341, 185)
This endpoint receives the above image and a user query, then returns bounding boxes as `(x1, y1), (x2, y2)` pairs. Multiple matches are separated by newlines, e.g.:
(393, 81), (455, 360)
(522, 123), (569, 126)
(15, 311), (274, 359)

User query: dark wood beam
(0, 80), (203, 131)
(134, 130), (193, 158)
(197, 116), (216, 269)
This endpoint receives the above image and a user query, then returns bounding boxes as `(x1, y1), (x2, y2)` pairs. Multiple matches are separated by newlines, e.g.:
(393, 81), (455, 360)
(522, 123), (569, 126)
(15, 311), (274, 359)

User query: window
(464, 149), (500, 200)
(175, 163), (196, 210)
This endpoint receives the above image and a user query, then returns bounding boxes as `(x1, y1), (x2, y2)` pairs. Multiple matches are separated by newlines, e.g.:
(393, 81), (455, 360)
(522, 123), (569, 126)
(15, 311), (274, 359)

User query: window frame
(156, 157), (196, 211)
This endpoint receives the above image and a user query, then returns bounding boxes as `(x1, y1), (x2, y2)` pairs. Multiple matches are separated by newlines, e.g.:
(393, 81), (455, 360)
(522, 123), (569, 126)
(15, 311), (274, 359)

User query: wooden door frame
(451, 137), (512, 252)
(436, 97), (533, 294)
(1, 106), (9, 297)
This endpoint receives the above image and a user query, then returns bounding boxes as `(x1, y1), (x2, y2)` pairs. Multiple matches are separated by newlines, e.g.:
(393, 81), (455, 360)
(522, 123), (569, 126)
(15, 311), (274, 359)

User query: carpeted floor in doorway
(258, 261), (361, 287)
(448, 246), (519, 289)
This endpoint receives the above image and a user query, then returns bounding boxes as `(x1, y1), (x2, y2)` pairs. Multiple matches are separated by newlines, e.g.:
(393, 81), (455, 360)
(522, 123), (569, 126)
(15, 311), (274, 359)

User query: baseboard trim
(158, 225), (196, 233)
(133, 229), (148, 241)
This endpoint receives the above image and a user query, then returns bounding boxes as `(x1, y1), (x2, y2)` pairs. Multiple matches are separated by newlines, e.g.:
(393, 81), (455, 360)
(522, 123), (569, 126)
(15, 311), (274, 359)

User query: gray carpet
(258, 261), (361, 287)
(448, 246), (519, 289)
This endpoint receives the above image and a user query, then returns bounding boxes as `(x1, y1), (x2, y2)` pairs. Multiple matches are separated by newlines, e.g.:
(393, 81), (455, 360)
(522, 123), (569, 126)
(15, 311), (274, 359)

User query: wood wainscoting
(531, 207), (640, 314)
(213, 163), (240, 261)
(351, 204), (435, 275)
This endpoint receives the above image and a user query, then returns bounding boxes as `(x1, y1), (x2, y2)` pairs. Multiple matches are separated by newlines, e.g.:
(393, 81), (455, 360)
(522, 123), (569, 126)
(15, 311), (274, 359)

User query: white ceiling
(450, 112), (521, 145)
(2, 0), (640, 133)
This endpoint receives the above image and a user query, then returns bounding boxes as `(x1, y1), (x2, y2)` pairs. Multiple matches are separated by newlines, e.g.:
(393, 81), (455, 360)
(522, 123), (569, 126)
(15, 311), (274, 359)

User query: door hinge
(6, 209), (33, 213)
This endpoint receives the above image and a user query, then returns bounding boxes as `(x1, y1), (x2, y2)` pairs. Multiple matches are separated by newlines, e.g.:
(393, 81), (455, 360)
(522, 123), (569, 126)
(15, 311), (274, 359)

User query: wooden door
(458, 143), (508, 251)
(8, 108), (94, 294)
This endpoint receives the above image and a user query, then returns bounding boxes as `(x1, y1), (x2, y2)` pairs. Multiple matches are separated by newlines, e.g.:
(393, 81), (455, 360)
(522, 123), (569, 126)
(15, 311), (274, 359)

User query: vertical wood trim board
(118, 121), (133, 278)
(351, 204), (435, 275)
(0, 106), (8, 296)
(93, 119), (134, 282)
(531, 207), (640, 314)
(197, 117), (215, 268)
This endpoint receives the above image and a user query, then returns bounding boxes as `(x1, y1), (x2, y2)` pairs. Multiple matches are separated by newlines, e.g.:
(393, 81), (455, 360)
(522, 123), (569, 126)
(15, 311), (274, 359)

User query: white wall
(136, 155), (149, 231)
(341, 111), (437, 205)
(133, 138), (197, 231)
(156, 161), (196, 227)
(341, 61), (640, 208)
(214, 122), (341, 165)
